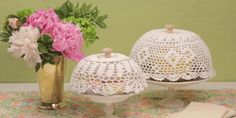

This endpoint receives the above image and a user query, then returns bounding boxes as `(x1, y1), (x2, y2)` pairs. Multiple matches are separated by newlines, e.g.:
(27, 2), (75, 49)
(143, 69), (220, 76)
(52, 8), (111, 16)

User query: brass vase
(37, 56), (65, 110)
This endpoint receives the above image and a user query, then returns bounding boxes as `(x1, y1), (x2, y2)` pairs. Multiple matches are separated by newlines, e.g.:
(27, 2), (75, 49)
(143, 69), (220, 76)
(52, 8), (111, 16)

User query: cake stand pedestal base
(148, 78), (212, 108)
(83, 94), (133, 118)
(103, 103), (118, 118)
(158, 87), (184, 108)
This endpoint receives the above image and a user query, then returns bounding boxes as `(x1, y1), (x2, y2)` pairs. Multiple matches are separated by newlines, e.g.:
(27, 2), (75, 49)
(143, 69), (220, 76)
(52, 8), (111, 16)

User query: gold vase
(37, 56), (65, 110)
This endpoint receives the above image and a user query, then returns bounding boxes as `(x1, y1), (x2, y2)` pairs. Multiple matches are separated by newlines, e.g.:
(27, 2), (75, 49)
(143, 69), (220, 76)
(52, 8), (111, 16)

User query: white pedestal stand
(148, 78), (212, 108)
(83, 94), (133, 118)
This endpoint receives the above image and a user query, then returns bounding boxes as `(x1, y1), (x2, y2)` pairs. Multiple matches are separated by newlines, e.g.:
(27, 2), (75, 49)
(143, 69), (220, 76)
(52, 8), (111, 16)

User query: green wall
(0, 0), (235, 82)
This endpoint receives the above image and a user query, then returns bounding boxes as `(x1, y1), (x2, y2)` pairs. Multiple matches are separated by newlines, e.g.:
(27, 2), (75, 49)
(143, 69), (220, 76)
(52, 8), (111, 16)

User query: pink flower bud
(8, 18), (21, 30)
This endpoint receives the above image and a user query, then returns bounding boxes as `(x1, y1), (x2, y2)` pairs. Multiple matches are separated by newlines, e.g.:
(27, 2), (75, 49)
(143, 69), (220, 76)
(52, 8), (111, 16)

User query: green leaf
(35, 63), (41, 72)
(38, 34), (52, 44)
(36, 34), (61, 67)
(0, 32), (10, 38)
(48, 59), (55, 65)
(42, 35), (52, 43)
(0, 32), (11, 42)
(37, 34), (53, 54)
(20, 54), (25, 58)
(60, 1), (70, 17)
(2, 23), (14, 34)
(66, 0), (74, 12)
(85, 4), (92, 11)
(55, 9), (64, 19)
(16, 9), (34, 22)
(57, 1), (108, 47)
(7, 14), (18, 19)
(93, 7), (99, 18)
(20, 17), (27, 23)
(1, 38), (9, 42)
(38, 45), (48, 53)
(96, 21), (107, 28)
(81, 3), (87, 11)
(97, 14), (108, 21)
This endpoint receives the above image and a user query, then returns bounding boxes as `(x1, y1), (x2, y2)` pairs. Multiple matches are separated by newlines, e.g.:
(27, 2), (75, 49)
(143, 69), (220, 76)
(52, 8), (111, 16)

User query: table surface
(0, 82), (236, 91)
(0, 82), (236, 118)
(0, 90), (235, 118)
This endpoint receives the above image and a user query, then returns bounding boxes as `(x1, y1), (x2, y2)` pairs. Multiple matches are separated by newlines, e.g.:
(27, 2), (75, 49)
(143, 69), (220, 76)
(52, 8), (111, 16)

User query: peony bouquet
(0, 1), (107, 71)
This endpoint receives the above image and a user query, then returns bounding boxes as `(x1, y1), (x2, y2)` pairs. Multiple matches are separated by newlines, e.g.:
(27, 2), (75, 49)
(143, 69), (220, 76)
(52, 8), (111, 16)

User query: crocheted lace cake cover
(130, 26), (215, 82)
(71, 50), (147, 96)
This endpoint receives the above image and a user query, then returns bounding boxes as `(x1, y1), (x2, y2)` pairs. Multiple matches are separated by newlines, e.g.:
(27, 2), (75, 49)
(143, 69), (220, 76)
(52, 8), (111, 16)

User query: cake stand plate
(82, 94), (133, 118)
(148, 78), (212, 108)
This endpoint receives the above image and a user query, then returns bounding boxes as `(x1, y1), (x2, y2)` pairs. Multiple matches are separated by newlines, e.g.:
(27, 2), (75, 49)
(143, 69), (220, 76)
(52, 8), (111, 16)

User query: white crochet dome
(71, 48), (147, 96)
(130, 25), (215, 82)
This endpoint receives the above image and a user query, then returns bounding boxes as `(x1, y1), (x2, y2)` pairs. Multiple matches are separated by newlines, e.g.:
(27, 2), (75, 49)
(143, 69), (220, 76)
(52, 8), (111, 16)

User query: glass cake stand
(147, 78), (212, 108)
(82, 94), (133, 118)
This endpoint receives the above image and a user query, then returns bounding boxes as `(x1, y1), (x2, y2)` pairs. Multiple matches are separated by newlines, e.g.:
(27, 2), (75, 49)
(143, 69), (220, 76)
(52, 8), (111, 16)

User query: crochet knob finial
(165, 24), (174, 33)
(103, 48), (112, 58)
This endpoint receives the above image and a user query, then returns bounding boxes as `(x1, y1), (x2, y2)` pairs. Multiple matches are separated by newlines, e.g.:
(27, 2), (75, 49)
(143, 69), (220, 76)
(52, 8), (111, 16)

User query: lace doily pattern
(71, 53), (147, 96)
(130, 29), (215, 81)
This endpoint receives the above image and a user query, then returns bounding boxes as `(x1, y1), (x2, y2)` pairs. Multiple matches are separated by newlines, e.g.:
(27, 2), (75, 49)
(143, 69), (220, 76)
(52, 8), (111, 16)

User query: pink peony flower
(25, 8), (84, 62)
(25, 9), (60, 34)
(51, 22), (84, 61)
